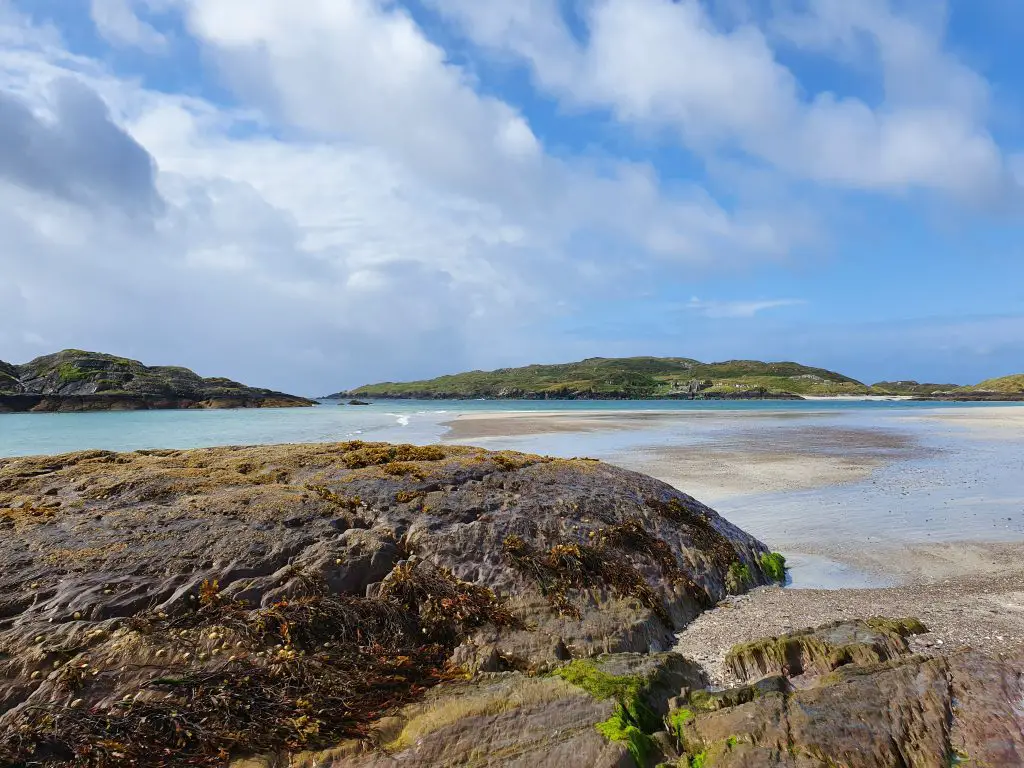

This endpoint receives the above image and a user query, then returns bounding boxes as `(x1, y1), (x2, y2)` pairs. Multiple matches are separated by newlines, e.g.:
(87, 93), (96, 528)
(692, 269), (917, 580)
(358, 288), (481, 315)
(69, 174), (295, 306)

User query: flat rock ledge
(0, 441), (771, 766)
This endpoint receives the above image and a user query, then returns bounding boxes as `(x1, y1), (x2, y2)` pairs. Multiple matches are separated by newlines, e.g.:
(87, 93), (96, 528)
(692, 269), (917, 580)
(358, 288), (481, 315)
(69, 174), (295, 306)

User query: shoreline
(443, 404), (1024, 591)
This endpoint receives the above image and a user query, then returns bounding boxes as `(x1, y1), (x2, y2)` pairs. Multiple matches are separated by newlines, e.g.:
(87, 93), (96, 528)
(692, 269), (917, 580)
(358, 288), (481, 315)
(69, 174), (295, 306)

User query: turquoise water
(2, 399), (1022, 590)
(0, 398), (1011, 458)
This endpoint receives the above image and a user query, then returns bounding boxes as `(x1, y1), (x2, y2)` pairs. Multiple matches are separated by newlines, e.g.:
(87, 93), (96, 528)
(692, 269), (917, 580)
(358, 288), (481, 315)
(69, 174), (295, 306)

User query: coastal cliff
(0, 350), (315, 412)
(1, 441), (1020, 767)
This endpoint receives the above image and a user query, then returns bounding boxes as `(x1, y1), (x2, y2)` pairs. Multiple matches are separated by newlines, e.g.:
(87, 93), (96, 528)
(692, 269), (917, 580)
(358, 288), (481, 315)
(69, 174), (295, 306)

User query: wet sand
(444, 404), (1024, 662)
(907, 403), (1024, 437)
(444, 409), (925, 504)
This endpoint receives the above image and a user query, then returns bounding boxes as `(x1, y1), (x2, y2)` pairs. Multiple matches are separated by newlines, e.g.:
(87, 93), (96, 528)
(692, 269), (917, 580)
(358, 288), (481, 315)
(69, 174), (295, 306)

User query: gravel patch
(675, 560), (1024, 686)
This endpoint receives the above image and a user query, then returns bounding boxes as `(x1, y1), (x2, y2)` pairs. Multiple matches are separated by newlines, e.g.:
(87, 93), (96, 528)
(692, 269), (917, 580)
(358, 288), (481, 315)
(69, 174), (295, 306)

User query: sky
(0, 0), (1022, 395)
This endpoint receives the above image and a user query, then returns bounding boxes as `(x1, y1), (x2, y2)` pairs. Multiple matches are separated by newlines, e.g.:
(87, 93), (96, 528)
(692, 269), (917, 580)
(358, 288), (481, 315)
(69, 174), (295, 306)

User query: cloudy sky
(1, 0), (1022, 394)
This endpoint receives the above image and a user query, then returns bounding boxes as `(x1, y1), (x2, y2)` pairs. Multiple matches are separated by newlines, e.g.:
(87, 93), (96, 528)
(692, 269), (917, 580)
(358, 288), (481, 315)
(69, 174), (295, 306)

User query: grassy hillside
(341, 357), (871, 399)
(870, 381), (961, 396)
(967, 374), (1024, 394)
(0, 349), (313, 407)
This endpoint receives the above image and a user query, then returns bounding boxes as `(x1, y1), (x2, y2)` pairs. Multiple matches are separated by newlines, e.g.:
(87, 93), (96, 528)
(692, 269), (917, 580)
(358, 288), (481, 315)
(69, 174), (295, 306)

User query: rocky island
(330, 356), (1024, 401)
(329, 357), (869, 400)
(0, 350), (315, 413)
(1, 441), (1020, 767)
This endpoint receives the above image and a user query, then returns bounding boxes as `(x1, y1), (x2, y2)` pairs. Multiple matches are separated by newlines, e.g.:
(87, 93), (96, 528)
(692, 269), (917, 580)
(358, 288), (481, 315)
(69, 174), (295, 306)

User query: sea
(0, 397), (1009, 459)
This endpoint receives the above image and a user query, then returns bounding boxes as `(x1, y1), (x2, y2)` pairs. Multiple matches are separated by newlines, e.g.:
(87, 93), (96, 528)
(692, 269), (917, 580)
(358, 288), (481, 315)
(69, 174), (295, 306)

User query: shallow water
(2, 399), (1022, 591)
(0, 398), (1008, 458)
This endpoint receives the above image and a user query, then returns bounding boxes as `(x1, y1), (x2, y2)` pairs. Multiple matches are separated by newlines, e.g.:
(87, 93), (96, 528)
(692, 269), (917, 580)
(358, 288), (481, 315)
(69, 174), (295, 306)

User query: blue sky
(0, 0), (1022, 393)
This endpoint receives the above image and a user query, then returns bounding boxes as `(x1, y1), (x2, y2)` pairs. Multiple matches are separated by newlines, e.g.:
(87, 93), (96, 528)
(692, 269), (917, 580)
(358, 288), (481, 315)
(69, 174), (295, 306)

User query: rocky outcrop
(723, 617), (926, 681)
(4, 442), (1019, 767)
(0, 442), (773, 766)
(0, 350), (314, 412)
(669, 619), (1024, 767)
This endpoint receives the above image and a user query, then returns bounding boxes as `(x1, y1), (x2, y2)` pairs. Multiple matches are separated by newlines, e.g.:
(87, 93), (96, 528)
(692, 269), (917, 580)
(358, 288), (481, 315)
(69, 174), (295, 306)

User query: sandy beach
(443, 407), (927, 503)
(445, 403), (1024, 678)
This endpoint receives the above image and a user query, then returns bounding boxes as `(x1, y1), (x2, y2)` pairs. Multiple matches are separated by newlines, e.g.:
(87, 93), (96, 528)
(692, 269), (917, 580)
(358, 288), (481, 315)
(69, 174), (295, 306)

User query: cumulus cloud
(0, 78), (162, 215)
(0, 0), (1020, 393)
(431, 0), (1019, 201)
(90, 0), (167, 53)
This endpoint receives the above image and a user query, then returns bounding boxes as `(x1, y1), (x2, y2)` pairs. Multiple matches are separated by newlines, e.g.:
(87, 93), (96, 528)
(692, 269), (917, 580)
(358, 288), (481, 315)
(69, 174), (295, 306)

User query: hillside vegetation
(0, 349), (314, 411)
(968, 374), (1024, 394)
(339, 357), (872, 399)
(870, 381), (960, 396)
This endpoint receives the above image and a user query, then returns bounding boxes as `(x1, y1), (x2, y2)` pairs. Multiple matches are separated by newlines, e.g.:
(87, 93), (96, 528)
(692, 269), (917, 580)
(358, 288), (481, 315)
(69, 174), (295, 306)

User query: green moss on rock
(596, 705), (657, 766)
(758, 552), (787, 583)
(726, 618), (928, 682)
(725, 562), (752, 594)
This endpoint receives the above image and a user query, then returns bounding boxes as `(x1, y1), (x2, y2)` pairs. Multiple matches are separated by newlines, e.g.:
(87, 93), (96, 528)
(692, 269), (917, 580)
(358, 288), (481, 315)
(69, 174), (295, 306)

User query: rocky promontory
(0, 350), (315, 413)
(0, 442), (1019, 767)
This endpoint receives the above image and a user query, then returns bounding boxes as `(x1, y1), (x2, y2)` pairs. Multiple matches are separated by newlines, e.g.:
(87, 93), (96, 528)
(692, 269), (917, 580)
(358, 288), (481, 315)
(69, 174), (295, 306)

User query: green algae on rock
(724, 617), (927, 681)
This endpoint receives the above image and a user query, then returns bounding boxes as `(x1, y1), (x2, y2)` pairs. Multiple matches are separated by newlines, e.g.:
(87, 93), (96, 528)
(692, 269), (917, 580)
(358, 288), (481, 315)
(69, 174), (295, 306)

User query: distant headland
(328, 356), (1024, 401)
(0, 350), (315, 413)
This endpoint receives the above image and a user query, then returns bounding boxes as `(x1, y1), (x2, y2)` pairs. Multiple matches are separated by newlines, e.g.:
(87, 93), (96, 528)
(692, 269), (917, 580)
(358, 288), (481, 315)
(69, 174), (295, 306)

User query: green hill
(0, 349), (314, 412)
(337, 357), (871, 400)
(870, 381), (961, 396)
(967, 374), (1024, 394)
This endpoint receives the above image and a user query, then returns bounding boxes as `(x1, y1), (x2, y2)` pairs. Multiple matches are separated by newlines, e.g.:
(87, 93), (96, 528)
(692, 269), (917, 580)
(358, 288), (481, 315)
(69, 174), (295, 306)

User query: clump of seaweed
(377, 560), (521, 644)
(503, 516), (708, 622)
(337, 442), (450, 470)
(647, 497), (739, 570)
(1, 565), (517, 768)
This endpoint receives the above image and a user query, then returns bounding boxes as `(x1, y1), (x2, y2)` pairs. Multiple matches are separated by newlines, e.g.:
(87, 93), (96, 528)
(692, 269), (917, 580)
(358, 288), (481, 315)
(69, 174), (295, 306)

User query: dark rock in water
(0, 349), (314, 412)
(347, 399), (371, 406)
(0, 441), (769, 766)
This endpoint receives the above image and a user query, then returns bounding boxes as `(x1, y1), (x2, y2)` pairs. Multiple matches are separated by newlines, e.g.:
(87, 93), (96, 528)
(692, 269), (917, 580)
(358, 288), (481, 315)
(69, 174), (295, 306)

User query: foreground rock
(0, 349), (314, 412)
(671, 619), (1024, 767)
(5, 442), (1018, 767)
(0, 442), (773, 765)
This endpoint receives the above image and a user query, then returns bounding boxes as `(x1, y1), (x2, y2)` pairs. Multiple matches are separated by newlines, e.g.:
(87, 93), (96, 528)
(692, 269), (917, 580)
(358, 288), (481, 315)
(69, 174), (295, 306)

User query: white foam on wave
(391, 414), (411, 427)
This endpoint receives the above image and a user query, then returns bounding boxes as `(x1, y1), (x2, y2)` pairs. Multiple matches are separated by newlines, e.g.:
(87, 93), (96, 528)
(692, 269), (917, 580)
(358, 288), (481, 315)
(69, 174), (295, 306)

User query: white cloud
(431, 0), (1019, 201)
(1, 0), (1016, 394)
(686, 297), (806, 319)
(0, 1), (813, 393)
(90, 0), (168, 53)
